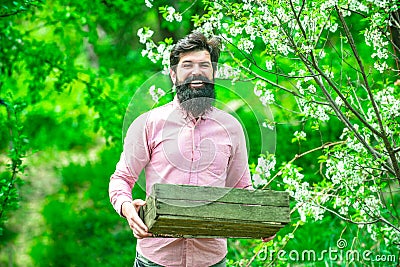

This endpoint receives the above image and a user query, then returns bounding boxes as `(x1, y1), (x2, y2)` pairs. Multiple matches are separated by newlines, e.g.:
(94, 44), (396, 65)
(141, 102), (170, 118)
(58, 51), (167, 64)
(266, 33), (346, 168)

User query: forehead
(178, 50), (211, 63)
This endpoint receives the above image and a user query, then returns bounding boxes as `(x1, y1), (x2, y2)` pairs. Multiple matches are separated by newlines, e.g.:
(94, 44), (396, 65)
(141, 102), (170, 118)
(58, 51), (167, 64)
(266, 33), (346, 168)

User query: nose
(191, 64), (201, 76)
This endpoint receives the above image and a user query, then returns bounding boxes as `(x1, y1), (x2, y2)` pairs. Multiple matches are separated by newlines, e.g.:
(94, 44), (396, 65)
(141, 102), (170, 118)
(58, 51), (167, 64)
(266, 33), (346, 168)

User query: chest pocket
(207, 144), (231, 176)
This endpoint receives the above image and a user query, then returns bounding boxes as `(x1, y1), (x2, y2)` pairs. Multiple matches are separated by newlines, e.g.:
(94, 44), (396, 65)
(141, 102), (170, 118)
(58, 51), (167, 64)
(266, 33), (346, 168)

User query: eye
(182, 63), (193, 68)
(201, 63), (211, 68)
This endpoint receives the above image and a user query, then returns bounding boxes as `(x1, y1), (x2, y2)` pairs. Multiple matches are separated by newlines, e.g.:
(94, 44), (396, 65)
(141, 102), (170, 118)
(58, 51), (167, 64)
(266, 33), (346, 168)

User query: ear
(169, 68), (176, 85)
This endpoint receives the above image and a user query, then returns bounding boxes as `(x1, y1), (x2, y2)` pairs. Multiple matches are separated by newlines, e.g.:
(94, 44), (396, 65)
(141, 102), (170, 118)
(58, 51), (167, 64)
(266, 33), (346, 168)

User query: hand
(262, 234), (276, 243)
(122, 199), (152, 239)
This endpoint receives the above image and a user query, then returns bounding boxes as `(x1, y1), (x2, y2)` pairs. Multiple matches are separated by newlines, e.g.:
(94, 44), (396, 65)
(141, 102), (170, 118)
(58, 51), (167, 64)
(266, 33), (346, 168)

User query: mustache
(177, 75), (213, 86)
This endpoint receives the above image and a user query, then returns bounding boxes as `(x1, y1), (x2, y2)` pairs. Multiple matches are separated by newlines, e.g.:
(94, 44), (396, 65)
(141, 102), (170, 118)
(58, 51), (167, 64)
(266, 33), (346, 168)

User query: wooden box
(139, 183), (290, 239)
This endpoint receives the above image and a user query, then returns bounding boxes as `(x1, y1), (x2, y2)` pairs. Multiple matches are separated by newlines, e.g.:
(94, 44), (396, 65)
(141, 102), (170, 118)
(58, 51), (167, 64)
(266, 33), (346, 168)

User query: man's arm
(225, 120), (253, 189)
(109, 152), (142, 215)
(108, 113), (152, 237)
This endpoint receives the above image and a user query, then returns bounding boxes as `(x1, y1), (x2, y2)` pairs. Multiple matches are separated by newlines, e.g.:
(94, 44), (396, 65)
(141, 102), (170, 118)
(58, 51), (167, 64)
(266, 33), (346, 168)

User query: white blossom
(254, 80), (275, 105)
(320, 0), (338, 11)
(254, 86), (262, 97)
(260, 91), (275, 105)
(293, 130), (306, 140)
(149, 85), (166, 103)
(215, 64), (241, 80)
(318, 49), (326, 59)
(307, 84), (316, 94)
(329, 23), (338, 33)
(137, 28), (154, 44)
(165, 6), (175, 22)
(252, 154), (276, 187)
(373, 61), (388, 73)
(237, 38), (254, 54)
(262, 121), (275, 130)
(144, 0), (153, 8)
(163, 6), (182, 22)
(265, 60), (274, 71)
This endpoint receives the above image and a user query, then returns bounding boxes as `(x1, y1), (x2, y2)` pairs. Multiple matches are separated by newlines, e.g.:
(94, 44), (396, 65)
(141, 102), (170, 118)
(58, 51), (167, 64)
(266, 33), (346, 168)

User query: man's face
(170, 50), (216, 118)
(170, 50), (214, 86)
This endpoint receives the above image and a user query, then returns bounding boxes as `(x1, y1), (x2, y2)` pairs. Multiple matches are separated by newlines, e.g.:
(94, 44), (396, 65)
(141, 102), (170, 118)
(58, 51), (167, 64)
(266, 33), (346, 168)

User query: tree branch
(275, 7), (385, 140)
(221, 40), (330, 107)
(262, 141), (346, 190)
(318, 205), (381, 226)
(336, 5), (400, 184)
(276, 22), (392, 174)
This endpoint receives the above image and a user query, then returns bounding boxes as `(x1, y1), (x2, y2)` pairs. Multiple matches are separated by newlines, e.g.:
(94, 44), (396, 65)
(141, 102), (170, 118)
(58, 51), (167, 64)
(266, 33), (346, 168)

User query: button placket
(191, 120), (202, 185)
(186, 239), (194, 267)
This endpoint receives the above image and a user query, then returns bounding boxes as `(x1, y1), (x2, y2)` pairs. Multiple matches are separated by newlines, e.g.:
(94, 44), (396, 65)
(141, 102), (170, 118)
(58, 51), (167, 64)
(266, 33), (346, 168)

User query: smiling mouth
(190, 80), (205, 88)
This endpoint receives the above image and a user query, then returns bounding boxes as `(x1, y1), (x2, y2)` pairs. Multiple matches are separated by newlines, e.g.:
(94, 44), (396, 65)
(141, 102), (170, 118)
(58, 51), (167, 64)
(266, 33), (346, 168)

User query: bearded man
(109, 32), (265, 267)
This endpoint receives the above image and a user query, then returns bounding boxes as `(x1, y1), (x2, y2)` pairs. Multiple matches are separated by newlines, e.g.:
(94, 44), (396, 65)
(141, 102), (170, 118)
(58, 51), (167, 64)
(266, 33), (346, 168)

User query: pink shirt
(109, 97), (252, 267)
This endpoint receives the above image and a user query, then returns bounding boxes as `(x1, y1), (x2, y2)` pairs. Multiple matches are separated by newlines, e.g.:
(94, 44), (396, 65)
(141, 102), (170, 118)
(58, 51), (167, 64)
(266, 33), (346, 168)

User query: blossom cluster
(280, 162), (326, 222)
(160, 6), (182, 23)
(366, 85), (400, 135)
(215, 63), (241, 81)
(253, 80), (275, 106)
(251, 154), (276, 187)
(323, 122), (399, 243)
(365, 26), (390, 73)
(137, 27), (172, 73)
(297, 98), (331, 122)
(149, 85), (166, 103)
(292, 131), (306, 142)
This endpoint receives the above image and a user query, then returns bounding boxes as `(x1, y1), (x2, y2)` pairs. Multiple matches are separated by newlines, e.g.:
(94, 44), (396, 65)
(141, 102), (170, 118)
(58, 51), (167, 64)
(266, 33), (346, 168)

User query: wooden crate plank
(151, 224), (278, 236)
(150, 227), (279, 239)
(153, 215), (285, 228)
(153, 184), (288, 207)
(152, 217), (284, 233)
(141, 196), (158, 229)
(139, 183), (290, 238)
(155, 200), (290, 223)
(150, 217), (281, 238)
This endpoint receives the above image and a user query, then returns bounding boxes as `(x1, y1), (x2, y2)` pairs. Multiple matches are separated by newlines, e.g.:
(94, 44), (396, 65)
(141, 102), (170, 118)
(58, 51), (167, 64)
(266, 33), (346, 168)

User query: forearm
(109, 159), (137, 216)
(121, 200), (133, 218)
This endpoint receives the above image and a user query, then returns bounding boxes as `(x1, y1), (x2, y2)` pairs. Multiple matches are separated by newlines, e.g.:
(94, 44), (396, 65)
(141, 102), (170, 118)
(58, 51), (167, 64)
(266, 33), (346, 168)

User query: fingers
(133, 221), (152, 239)
(132, 199), (146, 212)
(127, 199), (152, 239)
(131, 208), (152, 238)
(130, 199), (148, 231)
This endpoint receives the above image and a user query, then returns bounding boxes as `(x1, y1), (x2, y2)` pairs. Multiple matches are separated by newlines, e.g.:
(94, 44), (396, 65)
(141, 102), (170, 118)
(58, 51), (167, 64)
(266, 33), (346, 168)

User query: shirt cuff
(116, 197), (133, 217)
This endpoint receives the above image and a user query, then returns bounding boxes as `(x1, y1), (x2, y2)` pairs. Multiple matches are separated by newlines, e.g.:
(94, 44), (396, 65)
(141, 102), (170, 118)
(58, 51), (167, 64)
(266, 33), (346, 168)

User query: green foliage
(0, 0), (44, 17)
(0, 100), (28, 236)
(30, 148), (138, 267)
(23, 110), (93, 150)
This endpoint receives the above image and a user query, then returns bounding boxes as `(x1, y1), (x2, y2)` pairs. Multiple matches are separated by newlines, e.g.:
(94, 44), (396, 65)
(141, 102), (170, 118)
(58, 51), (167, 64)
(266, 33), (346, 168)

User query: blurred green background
(0, 1), (398, 266)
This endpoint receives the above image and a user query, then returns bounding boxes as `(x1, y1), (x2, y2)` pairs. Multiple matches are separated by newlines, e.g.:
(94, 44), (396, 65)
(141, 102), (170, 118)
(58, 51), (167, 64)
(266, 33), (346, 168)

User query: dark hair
(170, 31), (221, 72)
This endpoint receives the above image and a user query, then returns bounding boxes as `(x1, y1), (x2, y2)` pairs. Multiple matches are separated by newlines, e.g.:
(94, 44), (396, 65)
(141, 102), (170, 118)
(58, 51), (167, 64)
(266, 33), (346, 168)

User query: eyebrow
(181, 60), (211, 64)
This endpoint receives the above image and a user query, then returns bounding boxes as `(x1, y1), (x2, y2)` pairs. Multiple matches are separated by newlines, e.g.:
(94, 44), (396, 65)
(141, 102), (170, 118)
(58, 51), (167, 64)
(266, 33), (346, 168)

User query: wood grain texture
(140, 183), (290, 239)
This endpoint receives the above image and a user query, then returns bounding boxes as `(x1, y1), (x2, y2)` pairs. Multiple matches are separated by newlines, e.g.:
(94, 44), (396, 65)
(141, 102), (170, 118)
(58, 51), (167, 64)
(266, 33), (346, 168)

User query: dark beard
(176, 76), (215, 118)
